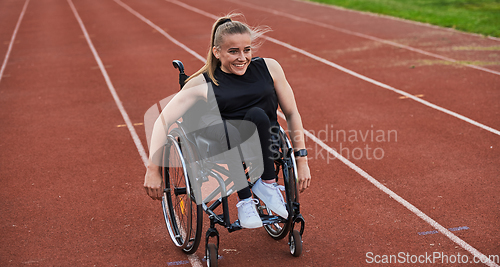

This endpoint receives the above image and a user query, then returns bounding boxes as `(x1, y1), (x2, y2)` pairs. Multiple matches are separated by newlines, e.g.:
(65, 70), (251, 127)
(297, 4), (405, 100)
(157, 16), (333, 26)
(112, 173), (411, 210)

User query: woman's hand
(296, 157), (311, 192)
(144, 164), (163, 200)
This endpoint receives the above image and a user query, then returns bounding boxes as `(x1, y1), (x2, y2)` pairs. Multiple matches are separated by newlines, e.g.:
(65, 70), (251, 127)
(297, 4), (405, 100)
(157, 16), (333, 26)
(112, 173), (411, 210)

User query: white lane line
(0, 0), (30, 84)
(113, 0), (205, 63)
(110, 4), (204, 267)
(68, 0), (148, 167)
(167, 0), (500, 137)
(226, 0), (500, 77)
(116, 1), (499, 266)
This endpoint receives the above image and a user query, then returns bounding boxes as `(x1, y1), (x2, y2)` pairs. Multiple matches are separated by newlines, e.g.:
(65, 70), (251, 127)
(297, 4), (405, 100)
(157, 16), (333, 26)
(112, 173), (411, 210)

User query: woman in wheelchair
(144, 15), (311, 229)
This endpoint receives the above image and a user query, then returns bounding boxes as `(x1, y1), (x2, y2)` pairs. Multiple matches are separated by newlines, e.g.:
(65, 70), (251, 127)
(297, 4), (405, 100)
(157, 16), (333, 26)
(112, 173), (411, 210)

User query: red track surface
(1, 0), (499, 266)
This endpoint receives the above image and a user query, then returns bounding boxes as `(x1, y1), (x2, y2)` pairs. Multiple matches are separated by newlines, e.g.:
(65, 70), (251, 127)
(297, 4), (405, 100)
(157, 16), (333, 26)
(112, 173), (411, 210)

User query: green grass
(308, 0), (500, 37)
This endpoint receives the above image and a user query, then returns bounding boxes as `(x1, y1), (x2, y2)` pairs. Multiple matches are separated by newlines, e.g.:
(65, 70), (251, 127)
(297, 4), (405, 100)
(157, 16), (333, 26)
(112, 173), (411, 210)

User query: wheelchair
(160, 60), (305, 267)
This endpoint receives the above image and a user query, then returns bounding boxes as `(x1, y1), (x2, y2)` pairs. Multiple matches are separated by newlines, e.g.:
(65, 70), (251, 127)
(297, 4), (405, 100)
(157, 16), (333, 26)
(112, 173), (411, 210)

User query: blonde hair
(186, 14), (270, 86)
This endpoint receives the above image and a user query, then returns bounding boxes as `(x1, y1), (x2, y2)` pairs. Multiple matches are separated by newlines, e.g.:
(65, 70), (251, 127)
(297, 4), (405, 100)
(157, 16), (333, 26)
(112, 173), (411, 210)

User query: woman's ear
(212, 46), (219, 59)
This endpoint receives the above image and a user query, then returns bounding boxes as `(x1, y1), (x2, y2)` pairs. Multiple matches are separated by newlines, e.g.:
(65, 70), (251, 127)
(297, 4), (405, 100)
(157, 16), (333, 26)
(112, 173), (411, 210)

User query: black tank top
(203, 57), (278, 123)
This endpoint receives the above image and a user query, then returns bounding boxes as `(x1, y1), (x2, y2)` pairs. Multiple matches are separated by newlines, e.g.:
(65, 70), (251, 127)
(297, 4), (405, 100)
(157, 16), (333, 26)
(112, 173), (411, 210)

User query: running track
(1, 0), (499, 266)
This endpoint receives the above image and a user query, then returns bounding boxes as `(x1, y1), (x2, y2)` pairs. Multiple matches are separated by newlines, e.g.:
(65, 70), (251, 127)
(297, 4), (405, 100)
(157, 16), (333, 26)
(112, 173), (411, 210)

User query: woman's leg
(199, 107), (276, 199)
(201, 121), (252, 200)
(240, 108), (288, 218)
(239, 107), (275, 182)
(198, 114), (265, 229)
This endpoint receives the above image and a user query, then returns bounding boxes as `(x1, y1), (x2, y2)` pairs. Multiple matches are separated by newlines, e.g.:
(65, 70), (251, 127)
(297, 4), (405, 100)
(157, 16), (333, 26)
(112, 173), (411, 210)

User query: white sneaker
(252, 178), (289, 218)
(236, 198), (263, 229)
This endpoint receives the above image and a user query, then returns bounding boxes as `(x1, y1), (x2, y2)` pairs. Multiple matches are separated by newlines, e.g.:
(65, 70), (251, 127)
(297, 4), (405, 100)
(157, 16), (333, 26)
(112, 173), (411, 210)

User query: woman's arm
(144, 75), (208, 200)
(264, 58), (311, 192)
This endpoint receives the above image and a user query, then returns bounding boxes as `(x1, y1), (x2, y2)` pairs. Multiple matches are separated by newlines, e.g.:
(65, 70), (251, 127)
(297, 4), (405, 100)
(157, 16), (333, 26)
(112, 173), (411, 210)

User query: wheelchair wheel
(289, 229), (302, 257)
(206, 243), (218, 267)
(161, 128), (203, 254)
(259, 128), (299, 240)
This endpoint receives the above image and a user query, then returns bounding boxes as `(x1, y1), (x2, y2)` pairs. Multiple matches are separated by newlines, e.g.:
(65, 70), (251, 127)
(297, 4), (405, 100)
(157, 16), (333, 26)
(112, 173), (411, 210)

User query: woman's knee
(225, 123), (242, 148)
(245, 107), (270, 126)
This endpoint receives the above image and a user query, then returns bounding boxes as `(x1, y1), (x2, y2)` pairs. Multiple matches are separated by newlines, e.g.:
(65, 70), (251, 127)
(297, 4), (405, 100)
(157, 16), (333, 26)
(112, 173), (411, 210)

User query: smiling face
(213, 33), (252, 76)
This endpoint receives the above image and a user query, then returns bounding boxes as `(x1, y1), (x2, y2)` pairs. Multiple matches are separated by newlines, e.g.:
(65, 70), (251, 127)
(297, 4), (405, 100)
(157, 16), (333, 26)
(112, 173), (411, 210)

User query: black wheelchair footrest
(227, 215), (285, 233)
(228, 220), (242, 233)
(261, 214), (286, 225)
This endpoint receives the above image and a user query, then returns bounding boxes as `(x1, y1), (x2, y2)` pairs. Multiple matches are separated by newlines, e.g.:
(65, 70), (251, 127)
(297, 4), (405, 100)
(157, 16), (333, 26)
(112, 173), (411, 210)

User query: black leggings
(200, 107), (276, 199)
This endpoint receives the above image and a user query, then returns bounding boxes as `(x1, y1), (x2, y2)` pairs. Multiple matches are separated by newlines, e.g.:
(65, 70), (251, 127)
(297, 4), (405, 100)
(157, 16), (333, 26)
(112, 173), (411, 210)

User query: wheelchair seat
(194, 134), (223, 161)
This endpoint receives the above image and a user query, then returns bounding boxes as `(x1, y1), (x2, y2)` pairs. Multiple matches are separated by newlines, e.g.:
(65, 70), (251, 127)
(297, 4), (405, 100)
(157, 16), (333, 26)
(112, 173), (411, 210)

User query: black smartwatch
(294, 149), (308, 157)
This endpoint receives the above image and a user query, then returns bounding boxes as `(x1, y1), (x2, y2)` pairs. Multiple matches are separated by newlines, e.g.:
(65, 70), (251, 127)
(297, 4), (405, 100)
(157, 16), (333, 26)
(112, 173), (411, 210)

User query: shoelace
(270, 183), (286, 205)
(273, 183), (286, 192)
(237, 199), (260, 216)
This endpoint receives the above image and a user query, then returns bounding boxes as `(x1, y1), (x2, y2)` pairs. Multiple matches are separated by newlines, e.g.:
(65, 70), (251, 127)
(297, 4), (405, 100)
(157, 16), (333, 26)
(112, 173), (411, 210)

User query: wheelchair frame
(160, 60), (305, 267)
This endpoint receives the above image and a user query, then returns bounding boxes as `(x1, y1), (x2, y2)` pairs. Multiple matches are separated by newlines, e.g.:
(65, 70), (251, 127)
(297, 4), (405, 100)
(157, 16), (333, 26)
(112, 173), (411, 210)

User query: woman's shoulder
(253, 57), (279, 67)
(182, 73), (209, 100)
(184, 72), (208, 88)
(262, 58), (285, 80)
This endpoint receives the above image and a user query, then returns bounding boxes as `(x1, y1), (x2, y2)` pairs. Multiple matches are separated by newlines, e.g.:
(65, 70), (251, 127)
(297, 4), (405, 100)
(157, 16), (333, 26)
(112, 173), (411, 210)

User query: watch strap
(294, 149), (308, 157)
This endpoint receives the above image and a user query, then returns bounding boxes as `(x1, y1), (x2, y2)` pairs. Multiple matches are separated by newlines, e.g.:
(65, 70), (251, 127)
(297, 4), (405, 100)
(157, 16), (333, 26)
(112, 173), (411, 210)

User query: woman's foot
(252, 178), (289, 218)
(236, 198), (263, 229)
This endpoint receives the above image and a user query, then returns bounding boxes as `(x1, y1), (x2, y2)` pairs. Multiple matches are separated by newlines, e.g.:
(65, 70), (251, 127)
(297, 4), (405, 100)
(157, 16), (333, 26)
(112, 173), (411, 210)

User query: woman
(144, 15), (311, 229)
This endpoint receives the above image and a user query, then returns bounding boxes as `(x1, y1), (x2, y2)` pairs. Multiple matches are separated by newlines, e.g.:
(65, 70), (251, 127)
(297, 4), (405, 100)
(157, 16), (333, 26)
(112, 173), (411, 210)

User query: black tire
(206, 243), (218, 267)
(289, 229), (302, 257)
(161, 128), (203, 254)
(259, 128), (298, 240)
